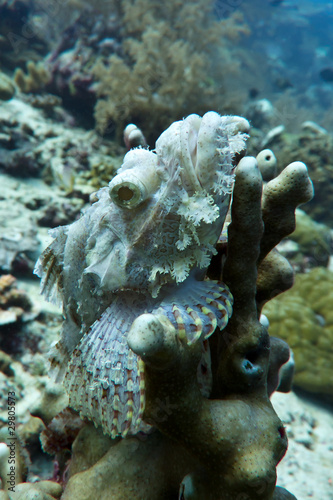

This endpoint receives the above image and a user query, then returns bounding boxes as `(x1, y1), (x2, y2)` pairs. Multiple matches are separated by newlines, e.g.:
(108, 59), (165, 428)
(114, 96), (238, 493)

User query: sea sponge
(61, 152), (308, 500)
(36, 115), (313, 498)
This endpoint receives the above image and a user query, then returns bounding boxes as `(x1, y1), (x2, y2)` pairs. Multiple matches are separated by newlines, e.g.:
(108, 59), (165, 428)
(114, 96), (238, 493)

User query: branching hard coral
(92, 0), (249, 139)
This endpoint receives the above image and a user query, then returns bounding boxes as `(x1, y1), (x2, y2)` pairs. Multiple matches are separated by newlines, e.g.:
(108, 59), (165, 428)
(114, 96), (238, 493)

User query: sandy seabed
(273, 390), (333, 499)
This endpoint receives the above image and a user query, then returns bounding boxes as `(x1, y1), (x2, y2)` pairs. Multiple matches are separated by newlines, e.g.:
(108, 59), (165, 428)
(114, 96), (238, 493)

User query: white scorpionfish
(35, 112), (249, 438)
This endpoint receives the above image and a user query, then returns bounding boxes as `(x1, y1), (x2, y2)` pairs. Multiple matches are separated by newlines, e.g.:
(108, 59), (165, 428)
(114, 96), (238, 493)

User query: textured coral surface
(264, 267), (333, 398)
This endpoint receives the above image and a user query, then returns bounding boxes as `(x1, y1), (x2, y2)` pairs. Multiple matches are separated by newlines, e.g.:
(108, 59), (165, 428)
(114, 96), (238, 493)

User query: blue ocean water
(213, 0), (333, 126)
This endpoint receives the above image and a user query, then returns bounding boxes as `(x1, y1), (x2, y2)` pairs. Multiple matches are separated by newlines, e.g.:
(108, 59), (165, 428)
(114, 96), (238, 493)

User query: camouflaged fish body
(35, 112), (249, 437)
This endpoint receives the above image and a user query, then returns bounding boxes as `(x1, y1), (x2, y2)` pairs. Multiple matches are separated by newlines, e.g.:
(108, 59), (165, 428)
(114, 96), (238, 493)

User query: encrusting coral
(264, 267), (333, 398)
(33, 112), (313, 499)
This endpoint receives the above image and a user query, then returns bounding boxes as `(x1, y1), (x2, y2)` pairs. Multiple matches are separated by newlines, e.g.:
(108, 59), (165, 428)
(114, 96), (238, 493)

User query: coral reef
(92, 0), (248, 139)
(264, 267), (333, 399)
(272, 390), (333, 499)
(14, 61), (50, 94)
(273, 126), (333, 225)
(45, 8), (122, 122)
(0, 98), (122, 191)
(285, 209), (332, 270)
(248, 117), (333, 226)
(0, 275), (32, 328)
(44, 0), (248, 140)
(0, 190), (40, 275)
(0, 293), (66, 496)
(34, 112), (313, 498)
(0, 72), (15, 101)
(0, 1), (330, 497)
(0, 0), (87, 76)
(0, 1), (49, 71)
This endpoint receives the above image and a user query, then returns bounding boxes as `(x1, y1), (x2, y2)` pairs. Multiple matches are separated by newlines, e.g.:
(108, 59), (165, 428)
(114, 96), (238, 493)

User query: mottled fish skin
(63, 280), (233, 436)
(65, 293), (152, 438)
(157, 276), (233, 345)
(34, 112), (249, 437)
(64, 282), (233, 437)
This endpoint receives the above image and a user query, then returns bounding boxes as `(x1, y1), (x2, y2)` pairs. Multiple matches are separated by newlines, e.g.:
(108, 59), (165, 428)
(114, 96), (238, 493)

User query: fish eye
(109, 181), (143, 208)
